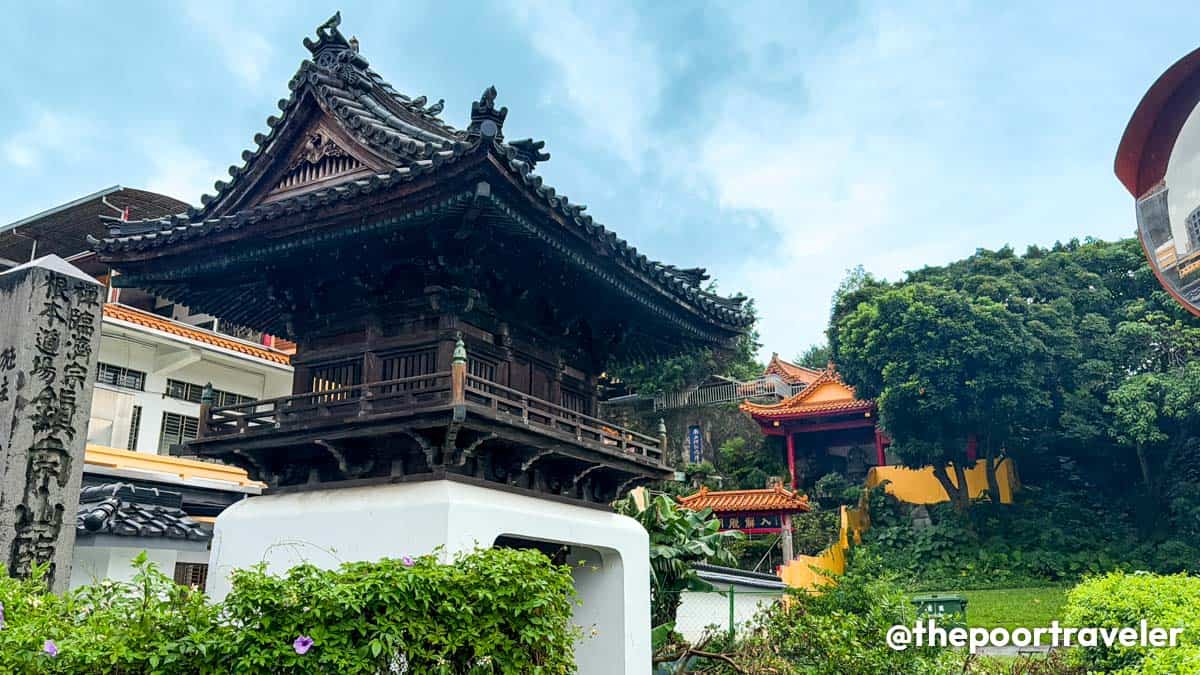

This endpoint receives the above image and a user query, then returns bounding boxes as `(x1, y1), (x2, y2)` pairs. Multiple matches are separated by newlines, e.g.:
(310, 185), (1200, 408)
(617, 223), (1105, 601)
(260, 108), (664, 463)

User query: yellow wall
(779, 503), (869, 591)
(865, 458), (1017, 505)
(778, 459), (1019, 591)
(84, 444), (262, 487)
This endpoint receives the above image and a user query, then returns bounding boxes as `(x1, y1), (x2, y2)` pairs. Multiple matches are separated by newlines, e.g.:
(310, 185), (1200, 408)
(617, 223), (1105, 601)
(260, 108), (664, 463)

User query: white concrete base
(207, 479), (650, 674)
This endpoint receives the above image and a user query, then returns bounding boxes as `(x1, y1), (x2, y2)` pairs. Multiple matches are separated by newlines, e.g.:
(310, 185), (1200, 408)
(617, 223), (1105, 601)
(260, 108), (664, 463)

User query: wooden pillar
(786, 431), (797, 490)
(451, 335), (466, 406)
(966, 434), (978, 463)
(781, 513), (794, 563)
(874, 427), (886, 466)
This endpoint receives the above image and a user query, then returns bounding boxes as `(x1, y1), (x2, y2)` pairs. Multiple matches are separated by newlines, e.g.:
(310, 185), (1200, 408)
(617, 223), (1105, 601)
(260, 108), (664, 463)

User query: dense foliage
(0, 549), (578, 674)
(859, 478), (1200, 590)
(831, 238), (1200, 523)
(1063, 571), (1200, 673)
(615, 493), (743, 628)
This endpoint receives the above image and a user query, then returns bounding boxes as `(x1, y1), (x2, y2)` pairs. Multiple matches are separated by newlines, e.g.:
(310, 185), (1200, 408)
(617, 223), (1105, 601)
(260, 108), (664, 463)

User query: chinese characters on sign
(718, 513), (783, 532)
(0, 263), (103, 592)
(686, 425), (703, 464)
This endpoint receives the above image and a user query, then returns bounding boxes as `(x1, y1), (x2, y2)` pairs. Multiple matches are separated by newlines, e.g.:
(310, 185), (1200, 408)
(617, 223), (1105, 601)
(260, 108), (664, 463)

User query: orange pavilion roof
(103, 303), (292, 366)
(678, 484), (811, 514)
(741, 368), (874, 420)
(764, 353), (823, 385)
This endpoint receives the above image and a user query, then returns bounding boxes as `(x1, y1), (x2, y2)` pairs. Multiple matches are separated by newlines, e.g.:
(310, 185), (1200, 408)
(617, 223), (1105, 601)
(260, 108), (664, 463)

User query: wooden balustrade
(201, 370), (663, 464)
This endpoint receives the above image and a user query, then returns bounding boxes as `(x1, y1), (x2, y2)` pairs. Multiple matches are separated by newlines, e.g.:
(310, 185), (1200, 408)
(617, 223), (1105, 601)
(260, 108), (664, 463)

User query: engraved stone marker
(0, 256), (103, 591)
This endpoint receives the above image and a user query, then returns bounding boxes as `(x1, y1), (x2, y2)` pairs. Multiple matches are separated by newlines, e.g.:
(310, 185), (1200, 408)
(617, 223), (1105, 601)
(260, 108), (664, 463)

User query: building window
(127, 405), (142, 451)
(159, 412), (199, 454)
(1188, 206), (1200, 251)
(96, 363), (146, 391)
(380, 349), (437, 390)
(165, 379), (253, 407)
(174, 562), (208, 589)
(310, 360), (362, 392)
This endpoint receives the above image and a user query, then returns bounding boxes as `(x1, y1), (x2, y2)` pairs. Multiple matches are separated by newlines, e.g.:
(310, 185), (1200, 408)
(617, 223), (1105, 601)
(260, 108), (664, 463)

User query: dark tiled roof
(91, 13), (753, 330)
(76, 483), (211, 541)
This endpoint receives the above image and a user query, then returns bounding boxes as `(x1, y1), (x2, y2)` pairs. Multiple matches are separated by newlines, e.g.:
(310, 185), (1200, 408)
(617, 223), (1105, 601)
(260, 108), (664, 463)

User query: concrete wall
(69, 535), (210, 589)
(89, 319), (291, 454)
(207, 480), (651, 675)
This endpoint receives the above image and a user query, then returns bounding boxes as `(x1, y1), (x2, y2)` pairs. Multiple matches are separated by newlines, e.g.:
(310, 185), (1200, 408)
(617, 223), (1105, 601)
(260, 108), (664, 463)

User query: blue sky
(4, 1), (1199, 360)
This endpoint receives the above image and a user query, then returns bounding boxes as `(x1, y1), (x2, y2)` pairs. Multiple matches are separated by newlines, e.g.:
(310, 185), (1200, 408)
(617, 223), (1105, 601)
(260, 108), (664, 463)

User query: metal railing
(653, 374), (803, 411)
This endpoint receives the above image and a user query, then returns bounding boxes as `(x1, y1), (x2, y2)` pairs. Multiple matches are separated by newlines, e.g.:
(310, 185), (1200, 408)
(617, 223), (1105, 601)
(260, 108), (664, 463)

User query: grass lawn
(961, 587), (1068, 631)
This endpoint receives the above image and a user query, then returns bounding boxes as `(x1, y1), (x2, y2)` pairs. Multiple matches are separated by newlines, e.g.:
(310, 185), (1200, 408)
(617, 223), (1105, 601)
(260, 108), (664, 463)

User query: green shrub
(1062, 571), (1200, 673)
(0, 548), (578, 674)
(725, 551), (960, 675)
(858, 483), (1198, 590)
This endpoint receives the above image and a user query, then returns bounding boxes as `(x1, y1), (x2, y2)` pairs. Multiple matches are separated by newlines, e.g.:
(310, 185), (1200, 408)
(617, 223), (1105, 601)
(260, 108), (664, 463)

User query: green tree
(614, 493), (742, 627)
(1108, 362), (1200, 499)
(834, 282), (1047, 509)
(795, 343), (831, 369)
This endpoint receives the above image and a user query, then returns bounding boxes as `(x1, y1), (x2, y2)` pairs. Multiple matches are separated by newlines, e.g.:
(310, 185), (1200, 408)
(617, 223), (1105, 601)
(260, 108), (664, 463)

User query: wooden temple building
(678, 482), (810, 562)
(742, 362), (891, 490)
(92, 13), (753, 505)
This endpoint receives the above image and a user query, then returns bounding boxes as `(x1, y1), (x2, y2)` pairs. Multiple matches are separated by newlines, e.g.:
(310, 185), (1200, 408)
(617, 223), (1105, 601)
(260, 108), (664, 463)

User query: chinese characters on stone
(8, 273), (100, 582)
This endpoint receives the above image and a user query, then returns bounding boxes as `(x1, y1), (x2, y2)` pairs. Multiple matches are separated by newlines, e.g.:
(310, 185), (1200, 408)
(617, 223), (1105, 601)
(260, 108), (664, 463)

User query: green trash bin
(911, 593), (968, 627)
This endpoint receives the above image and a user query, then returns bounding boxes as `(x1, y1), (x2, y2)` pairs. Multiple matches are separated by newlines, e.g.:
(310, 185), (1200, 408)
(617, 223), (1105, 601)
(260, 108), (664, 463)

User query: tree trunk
(1135, 443), (1154, 495)
(984, 439), (1002, 503)
(952, 462), (971, 508)
(931, 463), (970, 512)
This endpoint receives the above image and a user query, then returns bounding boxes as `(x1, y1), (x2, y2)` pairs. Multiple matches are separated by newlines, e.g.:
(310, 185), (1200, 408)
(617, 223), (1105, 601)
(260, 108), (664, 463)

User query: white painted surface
(208, 480), (651, 674)
(89, 314), (292, 454)
(69, 536), (210, 589)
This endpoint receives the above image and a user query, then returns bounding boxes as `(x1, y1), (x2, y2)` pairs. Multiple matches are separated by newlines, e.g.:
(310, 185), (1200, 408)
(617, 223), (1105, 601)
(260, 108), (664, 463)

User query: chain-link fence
(672, 586), (787, 644)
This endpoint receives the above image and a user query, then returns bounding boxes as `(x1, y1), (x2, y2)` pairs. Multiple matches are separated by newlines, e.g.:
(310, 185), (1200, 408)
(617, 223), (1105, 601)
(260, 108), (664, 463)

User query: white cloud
(503, 1), (1002, 359)
(138, 136), (223, 205)
(3, 110), (95, 170)
(182, 0), (273, 89)
(679, 3), (985, 358)
(506, 1), (662, 168)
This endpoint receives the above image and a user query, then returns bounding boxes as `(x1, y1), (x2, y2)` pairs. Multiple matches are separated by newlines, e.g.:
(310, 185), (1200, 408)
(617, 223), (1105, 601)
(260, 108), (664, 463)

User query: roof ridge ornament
(304, 12), (350, 55)
(468, 85), (508, 143)
(510, 138), (550, 170)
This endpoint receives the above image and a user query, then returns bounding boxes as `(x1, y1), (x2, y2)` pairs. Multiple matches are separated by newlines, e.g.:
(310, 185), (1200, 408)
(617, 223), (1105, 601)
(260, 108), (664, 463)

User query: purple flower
(43, 639), (58, 657)
(293, 635), (314, 655)
(401, 555), (415, 567)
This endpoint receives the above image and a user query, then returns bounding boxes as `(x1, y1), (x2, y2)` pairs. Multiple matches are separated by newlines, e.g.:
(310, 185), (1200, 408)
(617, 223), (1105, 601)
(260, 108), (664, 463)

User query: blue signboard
(687, 425), (703, 464)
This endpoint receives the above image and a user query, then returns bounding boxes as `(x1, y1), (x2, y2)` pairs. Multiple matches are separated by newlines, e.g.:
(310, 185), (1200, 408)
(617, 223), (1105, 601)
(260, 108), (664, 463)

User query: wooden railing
(202, 372), (454, 436)
(199, 366), (666, 464)
(652, 374), (803, 411)
(464, 375), (664, 462)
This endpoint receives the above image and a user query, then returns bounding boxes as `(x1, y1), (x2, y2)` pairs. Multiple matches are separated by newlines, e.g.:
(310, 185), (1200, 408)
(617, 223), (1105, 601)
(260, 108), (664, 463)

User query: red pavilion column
(874, 427), (886, 466)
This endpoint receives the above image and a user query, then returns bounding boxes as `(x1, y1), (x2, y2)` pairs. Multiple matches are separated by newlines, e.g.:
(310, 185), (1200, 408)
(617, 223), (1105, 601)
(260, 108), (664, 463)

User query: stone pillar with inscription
(0, 256), (103, 592)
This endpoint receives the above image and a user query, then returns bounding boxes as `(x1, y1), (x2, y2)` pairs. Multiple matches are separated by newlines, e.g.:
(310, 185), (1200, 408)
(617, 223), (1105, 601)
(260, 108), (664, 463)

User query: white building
(89, 301), (293, 455)
(3, 187), (292, 587)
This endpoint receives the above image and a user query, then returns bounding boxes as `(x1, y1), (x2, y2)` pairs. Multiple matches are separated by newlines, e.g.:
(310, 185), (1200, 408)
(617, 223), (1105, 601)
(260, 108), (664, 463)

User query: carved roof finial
(468, 85), (508, 142)
(304, 11), (352, 56)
